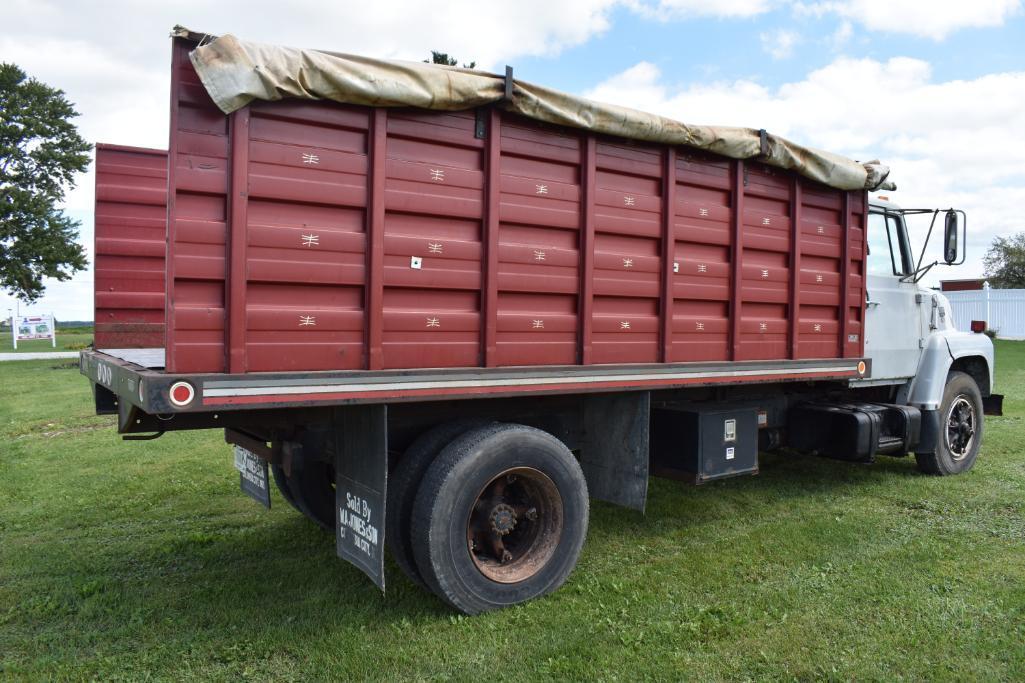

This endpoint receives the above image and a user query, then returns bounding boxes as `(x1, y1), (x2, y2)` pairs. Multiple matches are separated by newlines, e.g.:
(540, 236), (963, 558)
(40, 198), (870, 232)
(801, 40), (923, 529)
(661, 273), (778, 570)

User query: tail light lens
(970, 320), (986, 333)
(169, 381), (196, 407)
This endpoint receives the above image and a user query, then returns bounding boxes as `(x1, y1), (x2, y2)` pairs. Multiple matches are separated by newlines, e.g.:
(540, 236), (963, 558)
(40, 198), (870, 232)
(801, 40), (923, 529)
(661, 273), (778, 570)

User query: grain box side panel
(167, 38), (229, 372)
(591, 140), (663, 364)
(668, 150), (732, 362)
(494, 115), (582, 366)
(797, 182), (845, 359)
(94, 144), (167, 349)
(735, 163), (792, 361)
(242, 100), (370, 372)
(846, 190), (867, 358)
(381, 109), (483, 369)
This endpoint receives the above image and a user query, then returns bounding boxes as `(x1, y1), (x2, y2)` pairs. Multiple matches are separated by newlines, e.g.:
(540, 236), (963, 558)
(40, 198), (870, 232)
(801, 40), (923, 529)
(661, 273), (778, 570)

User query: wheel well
(950, 356), (990, 397)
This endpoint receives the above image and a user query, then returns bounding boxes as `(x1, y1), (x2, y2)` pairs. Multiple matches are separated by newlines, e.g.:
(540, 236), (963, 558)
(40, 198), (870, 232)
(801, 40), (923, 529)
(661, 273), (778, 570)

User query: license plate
(234, 445), (271, 509)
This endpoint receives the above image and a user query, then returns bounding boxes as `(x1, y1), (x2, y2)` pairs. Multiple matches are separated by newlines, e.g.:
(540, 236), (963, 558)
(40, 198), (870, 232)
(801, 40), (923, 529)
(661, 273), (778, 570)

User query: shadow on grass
(9, 447), (928, 641)
(592, 447), (922, 536)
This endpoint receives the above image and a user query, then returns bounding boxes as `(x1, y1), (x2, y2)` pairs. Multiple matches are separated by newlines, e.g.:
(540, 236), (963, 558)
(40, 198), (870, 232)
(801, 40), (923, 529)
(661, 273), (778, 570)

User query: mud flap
(332, 404), (388, 591)
(579, 392), (650, 513)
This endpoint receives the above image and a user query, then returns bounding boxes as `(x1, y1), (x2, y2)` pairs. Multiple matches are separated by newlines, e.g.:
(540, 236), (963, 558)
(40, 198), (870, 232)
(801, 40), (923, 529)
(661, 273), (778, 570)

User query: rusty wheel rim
(466, 467), (563, 584)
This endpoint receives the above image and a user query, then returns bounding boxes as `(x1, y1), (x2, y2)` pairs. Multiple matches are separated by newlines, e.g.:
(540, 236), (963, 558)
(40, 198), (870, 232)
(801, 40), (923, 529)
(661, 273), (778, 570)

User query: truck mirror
(943, 210), (959, 264)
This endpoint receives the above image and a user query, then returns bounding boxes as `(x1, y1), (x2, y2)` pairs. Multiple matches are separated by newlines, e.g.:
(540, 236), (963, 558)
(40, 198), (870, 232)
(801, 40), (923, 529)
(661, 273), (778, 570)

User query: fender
(906, 331), (994, 410)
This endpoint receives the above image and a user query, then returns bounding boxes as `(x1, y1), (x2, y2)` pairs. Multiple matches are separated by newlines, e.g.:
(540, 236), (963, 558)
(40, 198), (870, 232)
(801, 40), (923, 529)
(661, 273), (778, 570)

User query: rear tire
(386, 419), (486, 587)
(410, 423), (588, 614)
(916, 371), (984, 475)
(281, 458), (335, 530)
(271, 463), (301, 513)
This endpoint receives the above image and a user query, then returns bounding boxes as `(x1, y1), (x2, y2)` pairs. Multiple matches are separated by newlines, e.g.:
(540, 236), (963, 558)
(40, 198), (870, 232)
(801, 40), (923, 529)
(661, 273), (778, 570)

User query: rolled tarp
(175, 26), (895, 192)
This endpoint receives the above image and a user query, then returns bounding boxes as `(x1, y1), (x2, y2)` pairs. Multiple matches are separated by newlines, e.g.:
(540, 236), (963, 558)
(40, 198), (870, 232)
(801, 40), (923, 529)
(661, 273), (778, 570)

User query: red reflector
(970, 320), (986, 333)
(169, 381), (195, 407)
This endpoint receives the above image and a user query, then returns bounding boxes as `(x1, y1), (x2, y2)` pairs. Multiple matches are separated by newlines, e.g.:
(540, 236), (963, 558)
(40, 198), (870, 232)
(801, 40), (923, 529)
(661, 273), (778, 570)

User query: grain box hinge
(504, 65), (514, 101)
(475, 108), (487, 139)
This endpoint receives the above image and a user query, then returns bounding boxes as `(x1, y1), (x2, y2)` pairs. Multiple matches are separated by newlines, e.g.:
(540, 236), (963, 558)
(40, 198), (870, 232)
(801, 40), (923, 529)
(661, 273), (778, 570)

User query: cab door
(862, 211), (922, 380)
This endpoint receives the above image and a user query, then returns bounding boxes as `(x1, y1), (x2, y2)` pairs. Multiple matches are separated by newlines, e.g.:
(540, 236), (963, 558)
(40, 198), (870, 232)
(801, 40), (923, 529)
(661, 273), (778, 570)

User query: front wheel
(410, 423), (589, 614)
(916, 370), (984, 475)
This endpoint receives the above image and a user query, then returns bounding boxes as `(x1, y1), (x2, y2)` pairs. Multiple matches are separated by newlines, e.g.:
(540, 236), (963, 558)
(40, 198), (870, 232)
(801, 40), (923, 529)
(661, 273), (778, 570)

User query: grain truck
(81, 27), (1001, 614)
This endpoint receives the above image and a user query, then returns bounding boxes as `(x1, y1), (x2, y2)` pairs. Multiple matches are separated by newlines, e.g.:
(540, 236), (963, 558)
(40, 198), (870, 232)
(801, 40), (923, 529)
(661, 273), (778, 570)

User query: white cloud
(3, 0), (1023, 319)
(584, 57), (1025, 285)
(760, 28), (800, 59)
(1, 0), (623, 319)
(797, 0), (1022, 40)
(632, 0), (777, 19)
(830, 20), (853, 48)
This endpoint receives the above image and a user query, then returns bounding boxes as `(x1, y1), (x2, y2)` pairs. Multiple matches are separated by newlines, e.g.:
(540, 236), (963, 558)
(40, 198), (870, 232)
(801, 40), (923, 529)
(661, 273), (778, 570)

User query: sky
(3, 0), (1025, 320)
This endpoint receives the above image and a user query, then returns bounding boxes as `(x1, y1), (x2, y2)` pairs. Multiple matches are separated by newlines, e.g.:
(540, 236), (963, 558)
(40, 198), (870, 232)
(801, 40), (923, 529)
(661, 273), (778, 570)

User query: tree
(0, 63), (91, 303)
(425, 51), (477, 69)
(983, 232), (1025, 289)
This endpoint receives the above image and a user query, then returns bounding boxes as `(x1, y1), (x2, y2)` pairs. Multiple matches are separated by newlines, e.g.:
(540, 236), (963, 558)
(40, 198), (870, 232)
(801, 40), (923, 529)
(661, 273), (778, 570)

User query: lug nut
(525, 507), (538, 521)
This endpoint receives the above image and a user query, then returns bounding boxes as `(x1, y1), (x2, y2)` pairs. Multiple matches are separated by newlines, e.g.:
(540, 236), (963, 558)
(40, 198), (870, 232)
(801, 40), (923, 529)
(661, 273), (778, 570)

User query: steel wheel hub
(466, 468), (563, 584)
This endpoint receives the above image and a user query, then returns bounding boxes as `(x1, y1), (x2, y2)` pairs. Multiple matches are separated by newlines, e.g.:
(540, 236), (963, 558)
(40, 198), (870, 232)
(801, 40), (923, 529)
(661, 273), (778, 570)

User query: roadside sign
(12, 314), (56, 350)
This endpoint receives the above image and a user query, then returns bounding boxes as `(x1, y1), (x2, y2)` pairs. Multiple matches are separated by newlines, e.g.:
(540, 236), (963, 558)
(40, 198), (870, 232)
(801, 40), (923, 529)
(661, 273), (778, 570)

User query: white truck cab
(857, 198), (998, 474)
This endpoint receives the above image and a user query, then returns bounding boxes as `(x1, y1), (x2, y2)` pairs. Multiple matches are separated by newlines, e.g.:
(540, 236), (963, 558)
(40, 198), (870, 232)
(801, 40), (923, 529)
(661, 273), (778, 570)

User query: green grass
(1, 326), (93, 353)
(1, 343), (1024, 680)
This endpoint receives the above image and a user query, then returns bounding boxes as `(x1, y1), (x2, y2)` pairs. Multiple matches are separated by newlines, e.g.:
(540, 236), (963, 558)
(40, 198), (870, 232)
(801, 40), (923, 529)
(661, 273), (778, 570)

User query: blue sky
(3, 0), (1024, 320)
(516, 5), (1025, 93)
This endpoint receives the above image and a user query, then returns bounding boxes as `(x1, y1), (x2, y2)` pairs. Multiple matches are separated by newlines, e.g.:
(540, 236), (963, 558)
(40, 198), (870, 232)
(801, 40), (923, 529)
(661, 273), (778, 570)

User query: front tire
(410, 423), (588, 614)
(916, 370), (984, 475)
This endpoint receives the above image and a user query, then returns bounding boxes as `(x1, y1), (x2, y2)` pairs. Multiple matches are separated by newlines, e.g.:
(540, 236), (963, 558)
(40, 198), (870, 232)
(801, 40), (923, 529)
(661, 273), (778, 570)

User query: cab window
(887, 214), (914, 274)
(866, 212), (903, 276)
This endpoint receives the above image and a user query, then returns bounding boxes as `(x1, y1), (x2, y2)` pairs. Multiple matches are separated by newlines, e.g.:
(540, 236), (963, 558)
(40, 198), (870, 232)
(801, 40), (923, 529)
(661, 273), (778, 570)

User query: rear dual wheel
(408, 423), (589, 614)
(271, 459), (335, 530)
(386, 419), (486, 587)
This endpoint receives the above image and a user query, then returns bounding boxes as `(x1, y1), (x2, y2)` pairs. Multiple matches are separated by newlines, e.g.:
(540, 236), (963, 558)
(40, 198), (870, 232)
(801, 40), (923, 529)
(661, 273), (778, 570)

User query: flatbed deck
(95, 348), (165, 369)
(80, 348), (869, 416)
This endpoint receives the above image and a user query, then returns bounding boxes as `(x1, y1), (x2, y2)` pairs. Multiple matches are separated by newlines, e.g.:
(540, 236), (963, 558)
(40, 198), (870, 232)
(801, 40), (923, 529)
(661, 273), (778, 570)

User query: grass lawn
(1, 327), (94, 353)
(1, 343), (1023, 680)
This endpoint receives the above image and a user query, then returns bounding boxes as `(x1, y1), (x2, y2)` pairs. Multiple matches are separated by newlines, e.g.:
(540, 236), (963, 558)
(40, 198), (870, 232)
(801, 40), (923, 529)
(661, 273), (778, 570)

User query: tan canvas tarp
(176, 27), (895, 192)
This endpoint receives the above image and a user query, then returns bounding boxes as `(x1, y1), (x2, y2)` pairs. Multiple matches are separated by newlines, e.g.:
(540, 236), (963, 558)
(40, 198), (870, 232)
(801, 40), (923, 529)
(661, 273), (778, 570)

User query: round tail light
(169, 381), (195, 407)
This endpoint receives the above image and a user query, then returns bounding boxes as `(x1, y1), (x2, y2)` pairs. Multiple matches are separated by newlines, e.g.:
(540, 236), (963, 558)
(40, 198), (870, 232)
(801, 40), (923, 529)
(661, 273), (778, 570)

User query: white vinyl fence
(944, 284), (1025, 339)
